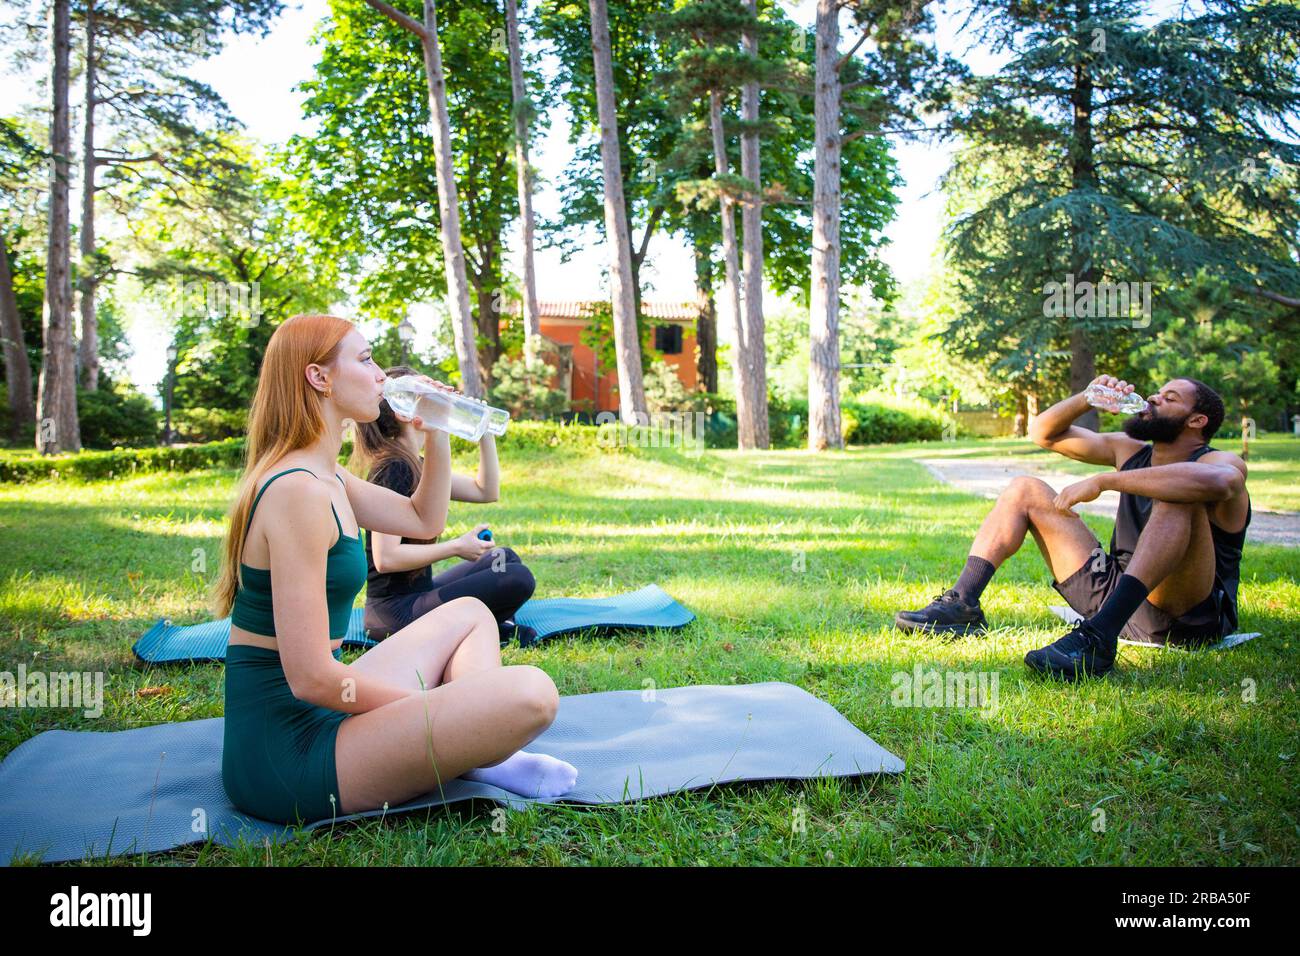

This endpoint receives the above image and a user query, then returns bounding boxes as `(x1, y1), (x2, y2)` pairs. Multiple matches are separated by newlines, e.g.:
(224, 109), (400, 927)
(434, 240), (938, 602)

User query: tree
(945, 0), (1300, 428)
(73, 0), (282, 391)
(807, 0), (841, 450)
(654, 0), (789, 448)
(739, 0), (766, 444)
(804, 0), (942, 450)
(587, 0), (648, 423)
(122, 135), (344, 433)
(0, 117), (41, 439)
(655, 1), (919, 448)
(505, 0), (541, 345)
(36, 0), (80, 453)
(286, 0), (534, 387)
(361, 0), (485, 396)
(537, 1), (687, 396)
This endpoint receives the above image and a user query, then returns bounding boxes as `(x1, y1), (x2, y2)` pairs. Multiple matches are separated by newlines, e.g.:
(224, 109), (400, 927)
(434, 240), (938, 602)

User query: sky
(3, 0), (1002, 397)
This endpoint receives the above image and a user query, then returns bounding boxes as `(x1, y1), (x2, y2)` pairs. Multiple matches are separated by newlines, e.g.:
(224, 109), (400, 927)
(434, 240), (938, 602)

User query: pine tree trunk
(472, 241), (501, 385)
(693, 239), (717, 394)
(808, 0), (842, 451)
(1069, 0), (1098, 430)
(739, 0), (769, 448)
(505, 0), (541, 345)
(36, 0), (80, 453)
(77, 0), (99, 390)
(709, 89), (753, 448)
(0, 232), (36, 439)
(420, 0), (484, 397)
(588, 0), (647, 423)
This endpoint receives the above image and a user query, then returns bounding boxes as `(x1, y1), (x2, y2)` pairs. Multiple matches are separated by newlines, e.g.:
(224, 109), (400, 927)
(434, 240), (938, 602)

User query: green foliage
(0, 419), (635, 483)
(0, 385), (33, 445)
(488, 420), (628, 455)
(488, 344), (570, 420)
(75, 384), (160, 449)
(172, 406), (248, 444)
(942, 0), (1300, 413)
(692, 391), (944, 448)
(643, 359), (693, 413)
(281, 0), (541, 370)
(0, 437), (247, 484)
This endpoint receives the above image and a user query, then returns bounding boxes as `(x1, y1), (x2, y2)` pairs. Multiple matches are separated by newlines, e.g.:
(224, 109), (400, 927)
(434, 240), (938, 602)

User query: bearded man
(894, 376), (1250, 680)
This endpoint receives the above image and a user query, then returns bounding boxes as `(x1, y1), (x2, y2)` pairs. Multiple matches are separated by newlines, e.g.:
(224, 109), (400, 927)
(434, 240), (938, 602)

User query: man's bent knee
(1002, 475), (1055, 505)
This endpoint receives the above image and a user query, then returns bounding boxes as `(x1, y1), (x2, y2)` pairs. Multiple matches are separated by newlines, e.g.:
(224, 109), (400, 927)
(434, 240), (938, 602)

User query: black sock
(952, 556), (996, 606)
(1084, 574), (1150, 642)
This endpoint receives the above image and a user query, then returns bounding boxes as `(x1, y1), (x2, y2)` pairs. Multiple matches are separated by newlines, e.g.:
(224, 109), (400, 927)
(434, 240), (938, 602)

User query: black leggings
(364, 546), (535, 640)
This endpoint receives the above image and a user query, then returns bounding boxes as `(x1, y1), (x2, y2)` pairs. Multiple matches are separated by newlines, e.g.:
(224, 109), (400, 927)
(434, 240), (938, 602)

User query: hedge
(0, 437), (249, 484)
(0, 421), (631, 484)
(695, 393), (947, 448)
(0, 399), (950, 483)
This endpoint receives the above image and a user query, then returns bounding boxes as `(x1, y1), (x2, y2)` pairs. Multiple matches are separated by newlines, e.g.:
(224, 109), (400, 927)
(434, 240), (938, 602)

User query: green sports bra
(229, 467), (368, 639)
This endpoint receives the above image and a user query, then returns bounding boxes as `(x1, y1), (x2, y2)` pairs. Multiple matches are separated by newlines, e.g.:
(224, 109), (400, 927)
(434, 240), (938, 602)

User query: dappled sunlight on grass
(1, 440), (1297, 865)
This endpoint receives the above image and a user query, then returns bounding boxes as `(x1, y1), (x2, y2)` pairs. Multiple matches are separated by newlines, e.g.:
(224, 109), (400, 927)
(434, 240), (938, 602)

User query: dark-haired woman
(351, 365), (539, 648)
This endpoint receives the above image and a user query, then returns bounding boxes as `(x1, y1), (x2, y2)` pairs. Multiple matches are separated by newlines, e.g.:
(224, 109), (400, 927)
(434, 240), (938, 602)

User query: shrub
(0, 422), (627, 484)
(489, 345), (570, 420)
(76, 385), (160, 449)
(687, 391), (945, 447)
(173, 406), (247, 443)
(643, 359), (693, 413)
(0, 437), (247, 483)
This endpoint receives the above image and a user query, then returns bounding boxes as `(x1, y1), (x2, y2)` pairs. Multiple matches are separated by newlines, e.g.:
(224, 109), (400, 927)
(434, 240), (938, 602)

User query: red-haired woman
(215, 314), (577, 825)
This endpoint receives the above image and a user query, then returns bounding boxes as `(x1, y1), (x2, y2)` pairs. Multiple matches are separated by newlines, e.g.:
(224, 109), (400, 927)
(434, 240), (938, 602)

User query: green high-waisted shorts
(222, 643), (350, 825)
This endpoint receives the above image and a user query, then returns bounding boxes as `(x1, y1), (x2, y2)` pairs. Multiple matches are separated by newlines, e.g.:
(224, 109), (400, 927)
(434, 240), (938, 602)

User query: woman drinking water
(350, 365), (539, 647)
(215, 314), (577, 826)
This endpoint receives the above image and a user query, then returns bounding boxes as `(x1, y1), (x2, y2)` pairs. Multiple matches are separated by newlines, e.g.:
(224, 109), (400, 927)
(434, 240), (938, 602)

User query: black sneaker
(894, 589), (988, 636)
(1024, 623), (1117, 680)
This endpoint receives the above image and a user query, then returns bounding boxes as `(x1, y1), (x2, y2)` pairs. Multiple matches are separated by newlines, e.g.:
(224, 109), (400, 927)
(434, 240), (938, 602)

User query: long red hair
(212, 313), (354, 616)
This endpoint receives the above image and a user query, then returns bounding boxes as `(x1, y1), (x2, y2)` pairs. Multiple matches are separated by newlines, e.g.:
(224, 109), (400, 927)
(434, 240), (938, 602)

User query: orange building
(506, 300), (700, 413)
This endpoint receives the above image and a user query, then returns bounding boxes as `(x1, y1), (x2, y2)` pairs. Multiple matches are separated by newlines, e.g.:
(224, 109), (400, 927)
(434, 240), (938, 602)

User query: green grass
(1, 438), (1297, 866)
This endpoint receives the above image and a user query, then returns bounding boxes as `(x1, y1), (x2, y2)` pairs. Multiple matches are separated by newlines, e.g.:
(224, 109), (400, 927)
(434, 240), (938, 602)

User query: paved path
(915, 456), (1300, 548)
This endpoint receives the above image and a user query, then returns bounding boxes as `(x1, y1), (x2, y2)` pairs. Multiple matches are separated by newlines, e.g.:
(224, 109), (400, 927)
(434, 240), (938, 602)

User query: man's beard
(1122, 409), (1191, 443)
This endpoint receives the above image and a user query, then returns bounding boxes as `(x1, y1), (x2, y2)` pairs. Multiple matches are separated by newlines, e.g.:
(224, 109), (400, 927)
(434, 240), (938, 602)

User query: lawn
(1, 437), (1297, 865)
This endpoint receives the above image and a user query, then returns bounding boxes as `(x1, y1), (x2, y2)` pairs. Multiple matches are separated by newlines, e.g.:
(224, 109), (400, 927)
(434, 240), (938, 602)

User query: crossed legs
(333, 596), (576, 814)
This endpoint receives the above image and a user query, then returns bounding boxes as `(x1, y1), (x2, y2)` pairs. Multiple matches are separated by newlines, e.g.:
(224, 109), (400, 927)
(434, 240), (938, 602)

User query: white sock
(463, 750), (579, 799)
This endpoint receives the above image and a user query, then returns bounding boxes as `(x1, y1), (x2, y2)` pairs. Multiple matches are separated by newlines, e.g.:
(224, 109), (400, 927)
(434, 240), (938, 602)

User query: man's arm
(1028, 375), (1145, 467)
(1098, 457), (1245, 503)
(1054, 451), (1249, 530)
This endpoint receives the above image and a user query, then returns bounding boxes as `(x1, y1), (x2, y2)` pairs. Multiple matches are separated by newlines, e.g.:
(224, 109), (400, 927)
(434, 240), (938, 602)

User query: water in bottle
(1085, 382), (1149, 414)
(382, 376), (511, 441)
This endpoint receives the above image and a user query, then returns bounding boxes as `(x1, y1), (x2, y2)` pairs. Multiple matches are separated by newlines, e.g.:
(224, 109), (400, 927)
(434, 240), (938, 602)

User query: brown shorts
(1052, 551), (1227, 648)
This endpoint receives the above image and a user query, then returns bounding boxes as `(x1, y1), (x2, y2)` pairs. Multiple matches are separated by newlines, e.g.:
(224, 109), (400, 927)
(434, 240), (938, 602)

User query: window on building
(653, 324), (683, 355)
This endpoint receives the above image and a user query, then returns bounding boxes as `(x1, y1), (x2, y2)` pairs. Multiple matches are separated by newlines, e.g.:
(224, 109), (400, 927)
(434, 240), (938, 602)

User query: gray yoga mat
(0, 681), (904, 865)
(1047, 605), (1261, 650)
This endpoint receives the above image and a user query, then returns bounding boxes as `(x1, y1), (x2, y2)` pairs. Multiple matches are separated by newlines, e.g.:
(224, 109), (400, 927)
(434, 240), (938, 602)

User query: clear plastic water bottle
(382, 376), (510, 441)
(1085, 382), (1149, 414)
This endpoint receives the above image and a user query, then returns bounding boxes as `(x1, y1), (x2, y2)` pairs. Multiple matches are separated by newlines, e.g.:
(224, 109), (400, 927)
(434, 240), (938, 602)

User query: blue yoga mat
(0, 681), (904, 865)
(132, 585), (695, 664)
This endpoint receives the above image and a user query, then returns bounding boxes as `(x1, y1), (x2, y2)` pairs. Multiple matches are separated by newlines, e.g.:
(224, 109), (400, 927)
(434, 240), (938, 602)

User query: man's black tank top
(1110, 443), (1250, 631)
